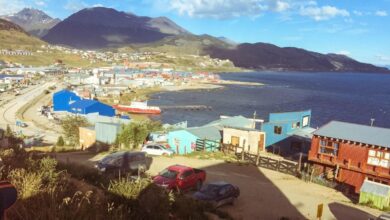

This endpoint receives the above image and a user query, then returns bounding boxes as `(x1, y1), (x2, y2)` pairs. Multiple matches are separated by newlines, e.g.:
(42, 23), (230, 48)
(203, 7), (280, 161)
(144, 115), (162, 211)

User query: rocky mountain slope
(1, 8), (60, 37)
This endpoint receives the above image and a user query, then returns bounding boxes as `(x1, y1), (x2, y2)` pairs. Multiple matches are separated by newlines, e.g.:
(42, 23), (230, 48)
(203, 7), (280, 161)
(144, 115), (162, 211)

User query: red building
(308, 121), (390, 193)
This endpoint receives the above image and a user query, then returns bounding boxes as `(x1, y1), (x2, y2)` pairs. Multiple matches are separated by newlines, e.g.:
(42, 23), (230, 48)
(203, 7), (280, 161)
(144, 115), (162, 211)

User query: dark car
(95, 151), (151, 176)
(193, 182), (240, 208)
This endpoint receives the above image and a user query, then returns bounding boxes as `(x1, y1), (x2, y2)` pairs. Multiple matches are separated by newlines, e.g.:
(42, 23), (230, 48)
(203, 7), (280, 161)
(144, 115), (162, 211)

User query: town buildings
(308, 121), (390, 193)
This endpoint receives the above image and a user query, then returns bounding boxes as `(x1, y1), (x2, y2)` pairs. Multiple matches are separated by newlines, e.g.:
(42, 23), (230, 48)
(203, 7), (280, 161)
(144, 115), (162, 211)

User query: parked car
(141, 144), (174, 156)
(153, 165), (206, 191)
(372, 212), (390, 220)
(95, 151), (151, 176)
(193, 182), (240, 208)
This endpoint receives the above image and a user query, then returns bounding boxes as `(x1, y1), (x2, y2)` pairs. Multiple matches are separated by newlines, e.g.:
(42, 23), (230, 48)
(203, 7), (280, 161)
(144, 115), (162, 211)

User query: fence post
(298, 153), (303, 172)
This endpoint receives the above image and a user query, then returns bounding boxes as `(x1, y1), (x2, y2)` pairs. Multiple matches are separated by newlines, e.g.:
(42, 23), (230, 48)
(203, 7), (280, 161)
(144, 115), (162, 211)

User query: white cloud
(376, 55), (390, 62)
(167, 0), (294, 19)
(0, 0), (27, 15)
(92, 4), (104, 7)
(35, 0), (49, 6)
(353, 10), (363, 16)
(64, 0), (88, 12)
(300, 5), (349, 21)
(337, 50), (351, 56)
(375, 10), (388, 16)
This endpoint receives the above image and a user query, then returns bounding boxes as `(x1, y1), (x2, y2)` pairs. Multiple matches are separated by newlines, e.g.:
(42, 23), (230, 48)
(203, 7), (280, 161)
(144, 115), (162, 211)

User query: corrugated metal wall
(95, 122), (121, 144)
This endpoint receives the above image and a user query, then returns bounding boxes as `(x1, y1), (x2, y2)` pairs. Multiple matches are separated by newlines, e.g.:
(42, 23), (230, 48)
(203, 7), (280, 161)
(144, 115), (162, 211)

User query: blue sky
(1, 0), (390, 66)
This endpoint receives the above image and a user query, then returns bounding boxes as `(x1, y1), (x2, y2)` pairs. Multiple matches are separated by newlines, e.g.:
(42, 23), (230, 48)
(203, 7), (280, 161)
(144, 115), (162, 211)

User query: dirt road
(55, 152), (381, 220)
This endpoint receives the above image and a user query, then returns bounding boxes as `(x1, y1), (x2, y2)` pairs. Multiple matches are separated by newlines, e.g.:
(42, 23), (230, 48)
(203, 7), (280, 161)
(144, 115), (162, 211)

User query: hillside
(43, 7), (188, 49)
(205, 43), (390, 73)
(0, 19), (45, 50)
(1, 8), (60, 37)
(0, 19), (103, 67)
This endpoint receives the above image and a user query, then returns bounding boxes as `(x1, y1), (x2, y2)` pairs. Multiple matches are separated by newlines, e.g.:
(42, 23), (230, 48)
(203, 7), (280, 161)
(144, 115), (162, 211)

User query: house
(53, 89), (81, 111)
(222, 126), (266, 155)
(167, 115), (257, 155)
(359, 179), (390, 209)
(95, 122), (121, 144)
(79, 127), (96, 149)
(69, 100), (115, 117)
(308, 121), (390, 193)
(167, 126), (221, 155)
(262, 110), (315, 157)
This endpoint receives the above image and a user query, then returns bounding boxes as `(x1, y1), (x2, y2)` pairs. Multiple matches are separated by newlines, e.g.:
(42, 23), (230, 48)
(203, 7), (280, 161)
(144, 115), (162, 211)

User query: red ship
(113, 101), (161, 114)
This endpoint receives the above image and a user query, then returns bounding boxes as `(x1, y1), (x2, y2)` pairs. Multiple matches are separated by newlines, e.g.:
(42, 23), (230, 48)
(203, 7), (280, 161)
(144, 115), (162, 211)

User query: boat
(113, 101), (161, 114)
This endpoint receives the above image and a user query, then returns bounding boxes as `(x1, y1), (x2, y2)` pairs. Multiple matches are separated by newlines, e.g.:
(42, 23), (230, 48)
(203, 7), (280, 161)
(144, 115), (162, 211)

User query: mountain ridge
(42, 7), (188, 49)
(1, 8), (60, 37)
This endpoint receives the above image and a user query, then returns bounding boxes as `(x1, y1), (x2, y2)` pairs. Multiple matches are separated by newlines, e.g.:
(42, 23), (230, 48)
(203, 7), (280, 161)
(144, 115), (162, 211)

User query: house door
(258, 134), (264, 152)
(231, 136), (240, 146)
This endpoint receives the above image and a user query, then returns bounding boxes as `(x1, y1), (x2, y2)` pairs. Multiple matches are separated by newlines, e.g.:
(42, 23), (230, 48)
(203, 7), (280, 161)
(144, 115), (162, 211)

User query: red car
(153, 165), (206, 191)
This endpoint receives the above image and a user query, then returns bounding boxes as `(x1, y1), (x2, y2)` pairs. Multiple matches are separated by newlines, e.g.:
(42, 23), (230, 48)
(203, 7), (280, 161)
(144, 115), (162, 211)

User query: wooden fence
(222, 144), (299, 176)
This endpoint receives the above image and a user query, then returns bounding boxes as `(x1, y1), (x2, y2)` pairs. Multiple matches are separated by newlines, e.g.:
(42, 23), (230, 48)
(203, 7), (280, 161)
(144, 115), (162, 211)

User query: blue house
(53, 89), (81, 111)
(167, 126), (221, 155)
(69, 100), (115, 117)
(167, 116), (255, 155)
(262, 110), (315, 157)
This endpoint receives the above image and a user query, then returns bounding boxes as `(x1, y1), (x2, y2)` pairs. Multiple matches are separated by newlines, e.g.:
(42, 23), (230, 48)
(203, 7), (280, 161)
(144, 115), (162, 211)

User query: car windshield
(200, 184), (221, 195)
(159, 168), (178, 179)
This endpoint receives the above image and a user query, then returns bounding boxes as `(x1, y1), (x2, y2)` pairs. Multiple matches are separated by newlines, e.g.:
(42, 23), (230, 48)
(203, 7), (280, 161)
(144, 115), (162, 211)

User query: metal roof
(70, 100), (99, 109)
(287, 127), (316, 139)
(186, 126), (221, 141)
(313, 121), (390, 148)
(360, 180), (390, 197)
(205, 115), (253, 129)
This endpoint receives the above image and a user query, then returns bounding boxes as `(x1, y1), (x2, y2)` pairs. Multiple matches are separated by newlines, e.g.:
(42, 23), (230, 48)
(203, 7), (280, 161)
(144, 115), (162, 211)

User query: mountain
(43, 7), (189, 49)
(148, 17), (189, 35)
(1, 8), (60, 37)
(205, 43), (390, 73)
(0, 18), (45, 50)
(217, 37), (237, 46)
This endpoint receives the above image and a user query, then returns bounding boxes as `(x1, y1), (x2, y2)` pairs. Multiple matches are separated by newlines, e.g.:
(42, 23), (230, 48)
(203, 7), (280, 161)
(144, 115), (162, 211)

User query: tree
(61, 115), (90, 146)
(5, 124), (13, 137)
(117, 120), (162, 149)
(56, 136), (65, 147)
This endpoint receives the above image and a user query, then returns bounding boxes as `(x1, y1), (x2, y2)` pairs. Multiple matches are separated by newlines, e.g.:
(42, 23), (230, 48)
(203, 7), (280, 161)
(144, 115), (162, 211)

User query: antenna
(370, 118), (375, 127)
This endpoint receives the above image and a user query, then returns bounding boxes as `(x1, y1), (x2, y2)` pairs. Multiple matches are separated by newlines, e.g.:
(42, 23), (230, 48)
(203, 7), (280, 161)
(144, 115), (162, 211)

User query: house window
(292, 122), (301, 129)
(368, 149), (390, 168)
(302, 116), (310, 127)
(274, 126), (282, 134)
(319, 140), (339, 156)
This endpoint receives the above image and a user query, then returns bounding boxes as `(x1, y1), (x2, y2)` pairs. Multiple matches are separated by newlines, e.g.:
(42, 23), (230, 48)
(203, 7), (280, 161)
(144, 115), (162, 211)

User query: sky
(1, 0), (390, 66)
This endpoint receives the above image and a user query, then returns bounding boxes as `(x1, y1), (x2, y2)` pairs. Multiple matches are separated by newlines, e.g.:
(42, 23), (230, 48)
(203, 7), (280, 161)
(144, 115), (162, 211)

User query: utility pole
(253, 111), (257, 129)
(370, 118), (375, 127)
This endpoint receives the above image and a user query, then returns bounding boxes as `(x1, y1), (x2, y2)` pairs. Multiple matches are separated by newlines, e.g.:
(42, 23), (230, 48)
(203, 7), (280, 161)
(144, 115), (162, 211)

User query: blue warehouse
(69, 100), (115, 117)
(53, 89), (81, 111)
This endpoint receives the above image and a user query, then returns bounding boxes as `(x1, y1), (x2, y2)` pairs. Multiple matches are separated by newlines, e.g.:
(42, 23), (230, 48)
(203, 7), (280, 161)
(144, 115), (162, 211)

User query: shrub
(8, 168), (42, 199)
(61, 115), (90, 145)
(57, 136), (65, 147)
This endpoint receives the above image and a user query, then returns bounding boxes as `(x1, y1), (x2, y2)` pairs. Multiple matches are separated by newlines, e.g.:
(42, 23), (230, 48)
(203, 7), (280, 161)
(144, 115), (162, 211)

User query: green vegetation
(56, 136), (65, 147)
(116, 120), (162, 149)
(0, 146), (229, 219)
(61, 115), (90, 145)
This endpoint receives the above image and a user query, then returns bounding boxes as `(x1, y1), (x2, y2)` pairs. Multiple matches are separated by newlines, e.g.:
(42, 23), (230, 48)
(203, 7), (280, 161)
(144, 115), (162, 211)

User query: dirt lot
(55, 152), (381, 220)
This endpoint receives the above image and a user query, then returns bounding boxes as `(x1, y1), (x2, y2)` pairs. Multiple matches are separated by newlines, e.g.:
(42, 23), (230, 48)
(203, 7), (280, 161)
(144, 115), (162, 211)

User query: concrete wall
(223, 127), (265, 155)
(79, 127), (96, 149)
